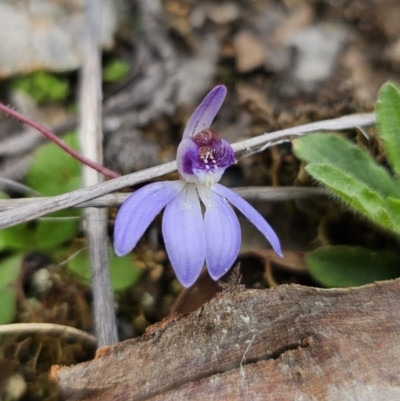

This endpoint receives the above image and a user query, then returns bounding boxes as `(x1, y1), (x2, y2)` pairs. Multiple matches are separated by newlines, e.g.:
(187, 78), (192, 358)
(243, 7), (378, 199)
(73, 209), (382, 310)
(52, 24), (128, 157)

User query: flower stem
(0, 103), (120, 179)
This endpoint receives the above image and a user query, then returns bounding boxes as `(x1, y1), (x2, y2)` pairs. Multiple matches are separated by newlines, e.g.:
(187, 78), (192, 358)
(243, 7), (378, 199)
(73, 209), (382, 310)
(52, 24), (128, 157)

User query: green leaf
(385, 197), (400, 230)
(25, 132), (81, 196)
(0, 212), (79, 251)
(0, 288), (17, 325)
(305, 163), (395, 233)
(0, 254), (24, 324)
(12, 71), (69, 103)
(32, 211), (80, 249)
(293, 133), (400, 198)
(24, 132), (81, 247)
(306, 246), (400, 287)
(0, 221), (34, 251)
(108, 254), (142, 292)
(376, 82), (400, 176)
(103, 59), (130, 83)
(0, 133), (82, 252)
(67, 248), (141, 292)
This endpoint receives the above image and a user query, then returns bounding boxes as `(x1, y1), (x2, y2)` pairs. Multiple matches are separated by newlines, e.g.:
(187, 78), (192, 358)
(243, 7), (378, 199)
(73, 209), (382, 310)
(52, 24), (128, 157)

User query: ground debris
(0, 0), (117, 77)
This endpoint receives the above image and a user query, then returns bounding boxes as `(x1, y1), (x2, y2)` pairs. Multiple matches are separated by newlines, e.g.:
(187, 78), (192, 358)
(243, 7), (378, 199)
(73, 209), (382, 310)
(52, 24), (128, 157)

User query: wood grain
(54, 279), (400, 400)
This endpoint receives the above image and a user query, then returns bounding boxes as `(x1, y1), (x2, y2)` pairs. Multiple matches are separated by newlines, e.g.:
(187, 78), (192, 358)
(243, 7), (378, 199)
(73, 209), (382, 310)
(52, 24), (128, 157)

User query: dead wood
(54, 279), (400, 401)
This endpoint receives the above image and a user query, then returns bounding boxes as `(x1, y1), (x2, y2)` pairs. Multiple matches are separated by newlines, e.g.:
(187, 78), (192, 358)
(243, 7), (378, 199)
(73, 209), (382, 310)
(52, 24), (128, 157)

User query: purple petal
(114, 181), (184, 256)
(176, 138), (199, 182)
(212, 184), (282, 256)
(162, 185), (206, 287)
(197, 187), (241, 281)
(183, 85), (227, 139)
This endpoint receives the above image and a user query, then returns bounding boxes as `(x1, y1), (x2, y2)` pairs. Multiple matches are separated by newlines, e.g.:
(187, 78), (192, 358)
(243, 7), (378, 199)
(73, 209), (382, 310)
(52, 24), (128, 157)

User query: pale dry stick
(0, 187), (328, 211)
(0, 323), (96, 345)
(232, 112), (375, 157)
(78, 0), (118, 347)
(234, 187), (328, 202)
(0, 113), (375, 229)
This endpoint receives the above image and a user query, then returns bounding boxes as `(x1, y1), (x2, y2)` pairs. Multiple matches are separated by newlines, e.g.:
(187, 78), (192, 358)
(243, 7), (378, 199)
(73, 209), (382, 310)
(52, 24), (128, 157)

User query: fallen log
(53, 279), (400, 400)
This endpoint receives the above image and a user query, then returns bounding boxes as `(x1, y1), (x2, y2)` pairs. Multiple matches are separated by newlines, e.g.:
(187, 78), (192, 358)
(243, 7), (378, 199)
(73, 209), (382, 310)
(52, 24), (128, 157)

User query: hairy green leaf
(376, 82), (400, 176)
(293, 133), (400, 198)
(305, 163), (395, 233)
(385, 197), (400, 230)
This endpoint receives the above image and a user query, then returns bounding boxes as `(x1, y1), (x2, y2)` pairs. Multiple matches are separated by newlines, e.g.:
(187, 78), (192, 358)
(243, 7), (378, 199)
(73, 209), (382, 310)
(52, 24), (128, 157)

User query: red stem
(0, 103), (120, 179)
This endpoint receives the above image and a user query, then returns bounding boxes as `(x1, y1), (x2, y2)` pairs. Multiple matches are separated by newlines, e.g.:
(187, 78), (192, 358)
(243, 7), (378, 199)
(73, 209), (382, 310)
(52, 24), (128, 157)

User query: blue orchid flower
(114, 85), (282, 288)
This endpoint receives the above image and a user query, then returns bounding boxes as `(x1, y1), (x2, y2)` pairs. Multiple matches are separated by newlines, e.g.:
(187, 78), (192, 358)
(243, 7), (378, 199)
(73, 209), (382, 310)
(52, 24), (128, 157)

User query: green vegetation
(67, 248), (141, 292)
(12, 71), (69, 103)
(103, 59), (130, 83)
(294, 82), (400, 287)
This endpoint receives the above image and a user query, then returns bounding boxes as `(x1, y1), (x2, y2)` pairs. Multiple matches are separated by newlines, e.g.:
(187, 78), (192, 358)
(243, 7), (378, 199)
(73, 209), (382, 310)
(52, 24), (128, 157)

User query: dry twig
(0, 112), (375, 228)
(78, 0), (118, 346)
(0, 323), (96, 345)
(0, 187), (328, 210)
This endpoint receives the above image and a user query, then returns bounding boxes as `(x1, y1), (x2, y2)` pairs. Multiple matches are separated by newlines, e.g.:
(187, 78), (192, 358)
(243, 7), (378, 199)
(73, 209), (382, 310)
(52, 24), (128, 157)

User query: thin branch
(78, 0), (118, 347)
(234, 186), (328, 202)
(0, 112), (375, 229)
(0, 103), (120, 179)
(232, 112), (375, 158)
(0, 323), (96, 345)
(0, 187), (328, 211)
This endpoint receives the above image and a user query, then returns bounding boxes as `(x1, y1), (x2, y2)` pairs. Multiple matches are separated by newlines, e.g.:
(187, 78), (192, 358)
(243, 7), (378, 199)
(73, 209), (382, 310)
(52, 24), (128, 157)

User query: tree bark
(53, 279), (400, 400)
